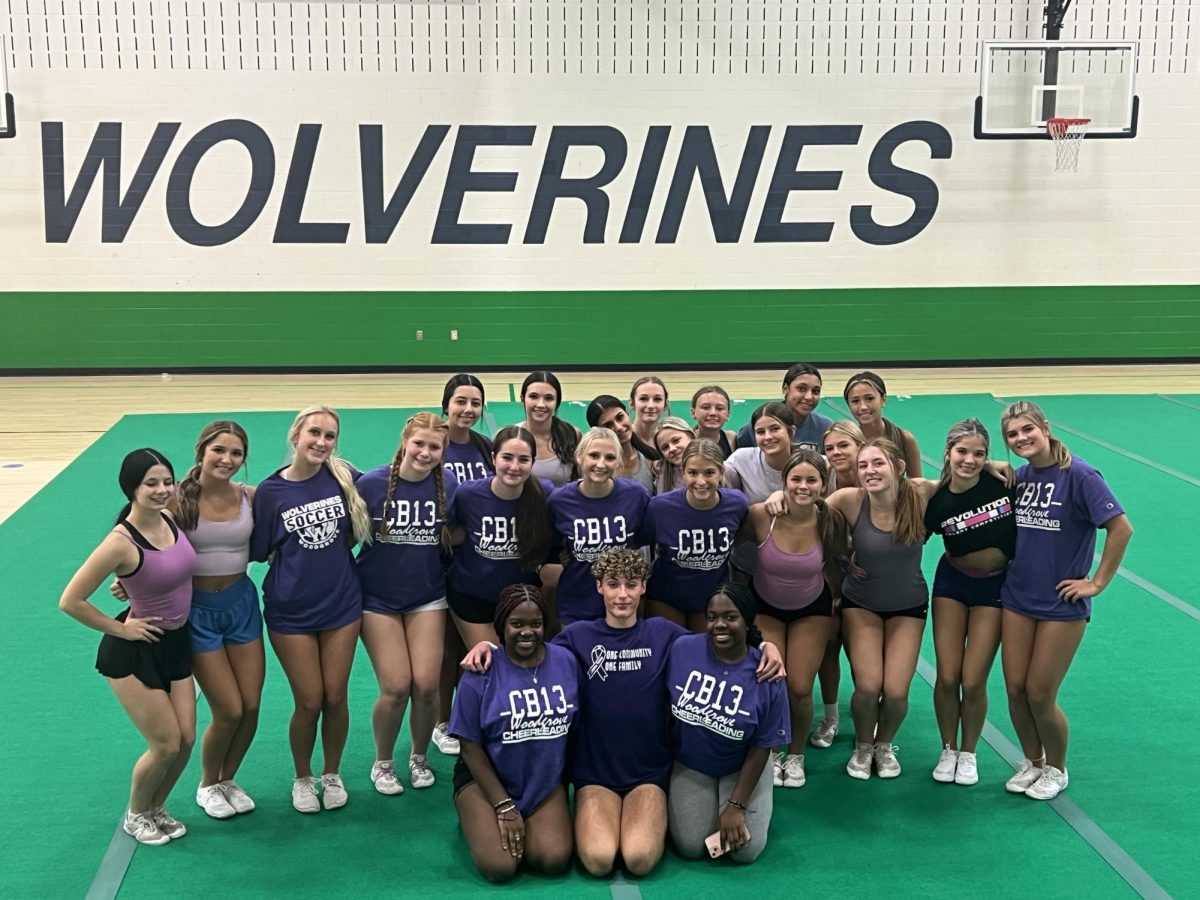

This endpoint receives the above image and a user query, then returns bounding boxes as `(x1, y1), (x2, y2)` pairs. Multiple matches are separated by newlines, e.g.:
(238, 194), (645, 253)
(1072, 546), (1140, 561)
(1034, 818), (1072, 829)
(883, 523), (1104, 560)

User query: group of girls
(59, 365), (1132, 877)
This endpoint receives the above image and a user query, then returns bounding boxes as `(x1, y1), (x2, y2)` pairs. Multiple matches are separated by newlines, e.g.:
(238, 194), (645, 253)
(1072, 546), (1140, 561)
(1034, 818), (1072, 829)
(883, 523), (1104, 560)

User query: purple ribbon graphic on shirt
(588, 645), (609, 681)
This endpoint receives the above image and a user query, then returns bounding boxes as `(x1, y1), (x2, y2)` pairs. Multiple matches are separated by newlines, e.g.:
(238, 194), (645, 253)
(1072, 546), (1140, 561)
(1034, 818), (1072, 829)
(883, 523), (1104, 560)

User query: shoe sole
(846, 768), (871, 780)
(783, 779), (806, 788)
(1006, 781), (1037, 794)
(932, 772), (956, 783)
(124, 827), (170, 846)
(877, 770), (901, 779)
(293, 804), (321, 814)
(197, 805), (237, 819)
(374, 783), (405, 796)
(323, 797), (348, 810)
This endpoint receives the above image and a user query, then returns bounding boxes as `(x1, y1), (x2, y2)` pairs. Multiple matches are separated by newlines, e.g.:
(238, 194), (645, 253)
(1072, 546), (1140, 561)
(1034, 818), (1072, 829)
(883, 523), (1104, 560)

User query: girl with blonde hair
(250, 406), (371, 814)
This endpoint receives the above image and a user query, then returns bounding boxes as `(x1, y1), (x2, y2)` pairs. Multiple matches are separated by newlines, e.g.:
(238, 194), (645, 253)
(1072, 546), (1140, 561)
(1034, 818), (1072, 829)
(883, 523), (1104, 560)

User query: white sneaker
(772, 752), (784, 787)
(874, 742), (901, 778)
(409, 754), (435, 789)
(1005, 758), (1044, 794)
(846, 743), (873, 780)
(123, 810), (170, 846)
(782, 753), (806, 788)
(432, 722), (460, 756)
(954, 752), (979, 786)
(219, 780), (256, 814)
(149, 806), (187, 840)
(371, 760), (404, 796)
(932, 745), (959, 783)
(810, 718), (839, 749)
(196, 783), (237, 819)
(292, 776), (320, 814)
(1025, 765), (1069, 800)
(321, 774), (348, 809)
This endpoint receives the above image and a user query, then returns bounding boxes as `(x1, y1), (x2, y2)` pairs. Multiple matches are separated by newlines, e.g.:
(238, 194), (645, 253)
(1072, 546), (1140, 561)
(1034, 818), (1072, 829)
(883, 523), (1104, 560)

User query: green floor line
(508, 382), (516, 403)
(84, 819), (135, 900)
(1157, 394), (1200, 413)
(993, 397), (1200, 488)
(915, 657), (1169, 900)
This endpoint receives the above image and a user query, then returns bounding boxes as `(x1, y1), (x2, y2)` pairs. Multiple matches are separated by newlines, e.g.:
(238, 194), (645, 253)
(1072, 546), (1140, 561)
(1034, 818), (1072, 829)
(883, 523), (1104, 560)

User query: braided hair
(175, 420), (249, 532)
(493, 583), (552, 641)
(379, 412), (452, 549)
(708, 583), (763, 648)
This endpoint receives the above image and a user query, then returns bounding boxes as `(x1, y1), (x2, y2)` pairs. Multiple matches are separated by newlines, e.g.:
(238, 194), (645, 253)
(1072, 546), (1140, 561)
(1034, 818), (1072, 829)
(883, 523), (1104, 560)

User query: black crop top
(923, 477), (1017, 560)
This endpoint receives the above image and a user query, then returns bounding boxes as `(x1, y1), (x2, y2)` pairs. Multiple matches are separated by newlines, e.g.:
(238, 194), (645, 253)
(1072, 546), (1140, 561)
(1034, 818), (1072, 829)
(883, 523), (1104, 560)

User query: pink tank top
(115, 516), (197, 628)
(188, 486), (252, 576)
(754, 517), (825, 610)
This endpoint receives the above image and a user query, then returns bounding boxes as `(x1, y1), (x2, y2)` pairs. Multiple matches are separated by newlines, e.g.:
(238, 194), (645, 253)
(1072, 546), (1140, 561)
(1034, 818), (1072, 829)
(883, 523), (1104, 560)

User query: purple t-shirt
(443, 439), (493, 485)
(356, 466), (459, 613)
(447, 478), (553, 601)
(250, 466), (363, 634)
(449, 643), (580, 816)
(667, 634), (791, 778)
(548, 478), (650, 624)
(1002, 457), (1124, 621)
(641, 488), (748, 613)
(555, 616), (687, 791)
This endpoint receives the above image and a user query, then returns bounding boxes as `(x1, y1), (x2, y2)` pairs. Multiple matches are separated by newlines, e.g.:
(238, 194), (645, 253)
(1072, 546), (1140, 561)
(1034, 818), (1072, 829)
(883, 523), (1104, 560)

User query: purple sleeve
(752, 677), (792, 749)
(249, 479), (277, 562)
(1076, 467), (1124, 528)
(636, 496), (658, 548)
(447, 671), (486, 744)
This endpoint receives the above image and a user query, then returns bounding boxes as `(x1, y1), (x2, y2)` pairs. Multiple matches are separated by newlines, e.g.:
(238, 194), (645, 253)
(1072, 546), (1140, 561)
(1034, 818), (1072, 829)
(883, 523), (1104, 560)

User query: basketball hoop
(1046, 117), (1090, 172)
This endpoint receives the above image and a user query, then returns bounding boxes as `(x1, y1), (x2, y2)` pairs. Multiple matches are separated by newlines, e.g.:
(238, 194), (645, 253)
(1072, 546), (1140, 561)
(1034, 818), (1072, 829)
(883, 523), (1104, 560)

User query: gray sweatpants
(667, 758), (774, 864)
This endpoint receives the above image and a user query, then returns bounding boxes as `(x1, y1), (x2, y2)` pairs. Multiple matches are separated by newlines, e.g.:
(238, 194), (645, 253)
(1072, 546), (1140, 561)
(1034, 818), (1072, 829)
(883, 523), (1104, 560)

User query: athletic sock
(824, 703), (839, 722)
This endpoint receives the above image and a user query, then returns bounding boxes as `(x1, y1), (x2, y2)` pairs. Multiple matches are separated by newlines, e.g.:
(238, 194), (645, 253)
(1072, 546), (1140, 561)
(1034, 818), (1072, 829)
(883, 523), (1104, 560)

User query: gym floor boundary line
(993, 397), (1200, 488)
(610, 870), (642, 900)
(1156, 394), (1200, 413)
(913, 658), (1169, 899)
(84, 816), (136, 900)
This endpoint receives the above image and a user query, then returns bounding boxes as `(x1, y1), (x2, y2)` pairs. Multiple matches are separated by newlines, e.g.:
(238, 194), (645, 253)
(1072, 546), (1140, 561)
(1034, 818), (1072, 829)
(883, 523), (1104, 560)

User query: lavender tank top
(188, 486), (253, 576)
(116, 516), (197, 627)
(841, 494), (928, 612)
(754, 517), (824, 609)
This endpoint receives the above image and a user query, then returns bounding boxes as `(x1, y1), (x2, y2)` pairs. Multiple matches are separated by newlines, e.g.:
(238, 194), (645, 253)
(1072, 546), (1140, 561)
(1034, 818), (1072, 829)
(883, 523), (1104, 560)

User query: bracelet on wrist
(722, 798), (748, 812)
(493, 797), (515, 811)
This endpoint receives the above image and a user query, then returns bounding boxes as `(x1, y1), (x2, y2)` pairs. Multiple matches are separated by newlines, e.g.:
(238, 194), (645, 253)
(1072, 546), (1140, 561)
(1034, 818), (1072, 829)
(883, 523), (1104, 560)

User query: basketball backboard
(975, 40), (1138, 140)
(0, 45), (13, 139)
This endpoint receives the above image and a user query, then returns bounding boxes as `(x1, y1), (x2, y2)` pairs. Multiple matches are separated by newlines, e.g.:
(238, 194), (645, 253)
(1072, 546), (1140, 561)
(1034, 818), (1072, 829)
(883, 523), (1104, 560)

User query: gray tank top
(531, 455), (575, 489)
(627, 453), (656, 496)
(841, 493), (928, 612)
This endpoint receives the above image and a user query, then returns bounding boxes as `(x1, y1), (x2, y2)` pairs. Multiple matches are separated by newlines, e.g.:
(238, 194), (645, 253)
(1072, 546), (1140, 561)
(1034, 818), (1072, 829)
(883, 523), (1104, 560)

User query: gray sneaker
(123, 810), (170, 846)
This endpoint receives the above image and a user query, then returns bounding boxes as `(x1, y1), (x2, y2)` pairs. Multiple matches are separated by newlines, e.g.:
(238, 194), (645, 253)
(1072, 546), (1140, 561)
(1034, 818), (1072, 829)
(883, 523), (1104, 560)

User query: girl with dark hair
(250, 406), (372, 814)
(586, 394), (662, 495)
(173, 421), (264, 819)
(630, 376), (669, 447)
(60, 449), (197, 846)
(449, 585), (579, 883)
(736, 364), (832, 453)
(641, 440), (748, 631)
(691, 385), (738, 459)
(446, 426), (555, 652)
(666, 583), (790, 863)
(518, 371), (579, 488)
(442, 374), (494, 484)
(742, 450), (851, 789)
(998, 401), (1132, 800)
(547, 428), (651, 625)
(356, 413), (458, 794)
(842, 372), (923, 478)
(724, 403), (797, 504)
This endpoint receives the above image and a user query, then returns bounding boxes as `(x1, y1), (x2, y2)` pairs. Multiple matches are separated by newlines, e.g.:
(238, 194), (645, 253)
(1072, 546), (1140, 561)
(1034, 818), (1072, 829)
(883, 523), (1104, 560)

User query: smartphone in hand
(704, 831), (727, 859)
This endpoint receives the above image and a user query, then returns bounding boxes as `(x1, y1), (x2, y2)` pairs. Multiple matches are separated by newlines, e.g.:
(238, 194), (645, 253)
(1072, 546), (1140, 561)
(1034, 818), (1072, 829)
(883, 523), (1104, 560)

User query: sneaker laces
(127, 812), (158, 838)
(373, 762), (397, 782)
(410, 755), (432, 777)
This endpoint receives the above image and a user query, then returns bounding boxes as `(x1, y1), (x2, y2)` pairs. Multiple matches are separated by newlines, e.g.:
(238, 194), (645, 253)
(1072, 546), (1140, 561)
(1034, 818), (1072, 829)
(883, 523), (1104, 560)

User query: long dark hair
(175, 420), (249, 532)
(491, 425), (554, 570)
(116, 448), (175, 524)
(441, 373), (494, 473)
(521, 371), (579, 470)
(585, 394), (663, 461)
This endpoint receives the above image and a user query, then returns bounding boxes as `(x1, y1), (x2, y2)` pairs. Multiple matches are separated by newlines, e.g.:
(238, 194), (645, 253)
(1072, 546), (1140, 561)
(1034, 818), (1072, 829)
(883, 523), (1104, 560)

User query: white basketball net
(1047, 117), (1090, 172)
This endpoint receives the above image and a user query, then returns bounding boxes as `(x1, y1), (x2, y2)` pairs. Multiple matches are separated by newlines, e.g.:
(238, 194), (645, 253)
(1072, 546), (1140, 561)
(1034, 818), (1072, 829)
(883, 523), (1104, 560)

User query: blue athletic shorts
(189, 575), (263, 653)
(931, 555), (1005, 609)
